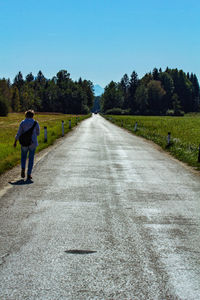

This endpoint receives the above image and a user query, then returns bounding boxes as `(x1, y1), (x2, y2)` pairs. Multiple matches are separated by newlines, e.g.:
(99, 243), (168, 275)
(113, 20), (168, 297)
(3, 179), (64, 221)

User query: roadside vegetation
(101, 68), (200, 116)
(104, 114), (200, 170)
(0, 112), (90, 175)
(0, 69), (94, 117)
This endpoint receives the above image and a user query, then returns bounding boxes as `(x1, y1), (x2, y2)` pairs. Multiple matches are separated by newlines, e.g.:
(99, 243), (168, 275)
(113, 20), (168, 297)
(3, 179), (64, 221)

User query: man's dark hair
(25, 110), (34, 118)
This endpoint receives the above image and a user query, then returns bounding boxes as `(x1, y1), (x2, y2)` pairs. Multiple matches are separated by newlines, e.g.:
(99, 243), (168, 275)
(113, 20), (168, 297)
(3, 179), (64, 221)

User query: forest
(0, 70), (94, 116)
(101, 68), (200, 116)
(1, 67), (200, 117)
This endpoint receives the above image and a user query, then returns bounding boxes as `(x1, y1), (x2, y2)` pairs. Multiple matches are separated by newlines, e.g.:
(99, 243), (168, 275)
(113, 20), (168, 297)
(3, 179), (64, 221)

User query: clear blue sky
(0, 0), (199, 87)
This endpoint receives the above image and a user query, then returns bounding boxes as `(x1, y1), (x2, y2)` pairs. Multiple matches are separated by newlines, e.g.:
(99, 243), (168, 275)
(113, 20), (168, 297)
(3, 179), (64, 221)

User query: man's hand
(14, 140), (17, 148)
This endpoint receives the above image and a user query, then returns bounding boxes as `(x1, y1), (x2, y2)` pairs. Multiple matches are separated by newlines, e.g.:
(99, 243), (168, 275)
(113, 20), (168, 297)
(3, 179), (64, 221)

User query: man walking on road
(14, 110), (40, 180)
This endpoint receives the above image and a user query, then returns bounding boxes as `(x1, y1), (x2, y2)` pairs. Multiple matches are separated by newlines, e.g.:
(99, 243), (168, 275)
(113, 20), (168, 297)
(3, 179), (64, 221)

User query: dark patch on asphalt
(0, 253), (9, 266)
(65, 249), (97, 255)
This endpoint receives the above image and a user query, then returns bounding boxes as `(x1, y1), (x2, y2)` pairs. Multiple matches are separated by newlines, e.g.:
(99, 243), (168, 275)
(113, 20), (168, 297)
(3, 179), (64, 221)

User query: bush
(166, 109), (174, 116)
(174, 110), (184, 116)
(0, 97), (9, 116)
(105, 107), (131, 115)
(166, 109), (184, 116)
(81, 105), (90, 114)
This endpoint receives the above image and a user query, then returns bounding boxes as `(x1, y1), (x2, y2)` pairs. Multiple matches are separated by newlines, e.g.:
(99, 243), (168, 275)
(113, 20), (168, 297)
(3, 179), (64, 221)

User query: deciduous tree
(102, 81), (123, 112)
(147, 80), (166, 114)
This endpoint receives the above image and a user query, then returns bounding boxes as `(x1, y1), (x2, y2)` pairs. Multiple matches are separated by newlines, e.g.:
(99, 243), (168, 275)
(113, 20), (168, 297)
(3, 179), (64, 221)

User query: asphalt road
(0, 114), (200, 300)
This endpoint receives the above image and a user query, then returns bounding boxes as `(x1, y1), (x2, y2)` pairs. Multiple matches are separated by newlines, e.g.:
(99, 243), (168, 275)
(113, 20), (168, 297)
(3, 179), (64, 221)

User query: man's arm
(36, 122), (40, 136)
(13, 138), (17, 147)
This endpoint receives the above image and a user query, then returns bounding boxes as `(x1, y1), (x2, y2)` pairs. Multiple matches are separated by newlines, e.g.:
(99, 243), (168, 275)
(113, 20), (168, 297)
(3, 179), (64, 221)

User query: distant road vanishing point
(0, 114), (200, 299)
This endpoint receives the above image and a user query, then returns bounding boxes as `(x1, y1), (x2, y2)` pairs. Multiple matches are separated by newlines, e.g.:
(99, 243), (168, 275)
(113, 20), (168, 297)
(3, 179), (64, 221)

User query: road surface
(0, 115), (200, 299)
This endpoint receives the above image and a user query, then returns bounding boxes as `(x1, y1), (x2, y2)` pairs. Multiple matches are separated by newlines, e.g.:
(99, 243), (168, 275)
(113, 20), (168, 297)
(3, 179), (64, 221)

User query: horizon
(0, 0), (200, 87)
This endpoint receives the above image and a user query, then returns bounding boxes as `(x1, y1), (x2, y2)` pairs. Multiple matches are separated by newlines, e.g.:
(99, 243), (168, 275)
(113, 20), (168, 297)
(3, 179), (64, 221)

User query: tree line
(101, 68), (200, 116)
(0, 70), (94, 116)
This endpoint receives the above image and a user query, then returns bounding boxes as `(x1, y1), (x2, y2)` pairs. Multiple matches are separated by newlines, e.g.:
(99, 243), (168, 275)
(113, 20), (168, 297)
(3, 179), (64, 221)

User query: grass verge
(0, 113), (91, 175)
(104, 114), (200, 170)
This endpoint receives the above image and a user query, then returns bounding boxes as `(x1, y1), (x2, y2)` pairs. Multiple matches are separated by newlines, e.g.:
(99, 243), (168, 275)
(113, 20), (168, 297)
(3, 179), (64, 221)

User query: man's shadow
(9, 179), (33, 185)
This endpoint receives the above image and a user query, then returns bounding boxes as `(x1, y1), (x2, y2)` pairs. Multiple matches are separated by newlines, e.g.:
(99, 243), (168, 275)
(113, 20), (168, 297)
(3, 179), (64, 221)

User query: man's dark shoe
(21, 169), (25, 178)
(27, 174), (32, 180)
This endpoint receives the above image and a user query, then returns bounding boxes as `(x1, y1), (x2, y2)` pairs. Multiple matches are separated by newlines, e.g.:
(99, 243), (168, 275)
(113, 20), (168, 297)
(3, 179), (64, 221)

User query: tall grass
(104, 114), (200, 170)
(0, 113), (90, 175)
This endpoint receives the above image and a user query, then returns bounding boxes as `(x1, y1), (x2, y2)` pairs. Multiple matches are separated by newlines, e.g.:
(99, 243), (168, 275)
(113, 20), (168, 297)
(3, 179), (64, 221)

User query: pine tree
(190, 73), (200, 111)
(0, 96), (9, 116)
(159, 72), (174, 111)
(0, 79), (12, 110)
(11, 86), (20, 112)
(120, 74), (130, 109)
(36, 71), (46, 84)
(129, 71), (139, 112)
(152, 68), (159, 80)
(14, 72), (24, 90)
(120, 74), (129, 95)
(26, 72), (34, 83)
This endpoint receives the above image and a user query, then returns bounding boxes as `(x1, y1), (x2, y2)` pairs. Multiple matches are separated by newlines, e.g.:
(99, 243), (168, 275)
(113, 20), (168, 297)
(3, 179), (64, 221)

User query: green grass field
(104, 114), (200, 170)
(0, 113), (90, 175)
